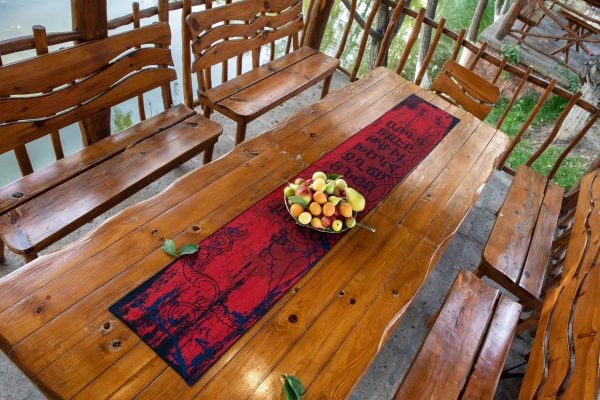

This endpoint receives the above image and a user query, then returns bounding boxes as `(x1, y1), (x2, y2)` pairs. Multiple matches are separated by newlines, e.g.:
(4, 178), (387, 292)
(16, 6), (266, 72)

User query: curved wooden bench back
(431, 59), (500, 120)
(520, 168), (600, 399)
(186, 0), (303, 72)
(0, 22), (175, 173)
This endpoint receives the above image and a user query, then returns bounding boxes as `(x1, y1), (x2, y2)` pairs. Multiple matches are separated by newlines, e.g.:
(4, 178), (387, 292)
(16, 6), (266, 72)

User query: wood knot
(338, 290), (345, 297)
(349, 298), (356, 305)
(288, 314), (298, 323)
(185, 122), (198, 128)
(294, 287), (300, 293)
(151, 229), (158, 236)
(309, 132), (316, 138)
(101, 321), (114, 334)
(12, 192), (24, 198)
(109, 340), (122, 352)
(139, 151), (147, 156)
(391, 289), (399, 297)
(35, 305), (44, 314)
(191, 225), (201, 232)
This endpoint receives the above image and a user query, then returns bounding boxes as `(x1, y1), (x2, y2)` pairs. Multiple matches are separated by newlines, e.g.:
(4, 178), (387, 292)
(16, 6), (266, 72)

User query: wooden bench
(477, 165), (565, 309)
(0, 23), (222, 262)
(395, 269), (522, 399)
(184, 0), (339, 145)
(519, 167), (599, 399)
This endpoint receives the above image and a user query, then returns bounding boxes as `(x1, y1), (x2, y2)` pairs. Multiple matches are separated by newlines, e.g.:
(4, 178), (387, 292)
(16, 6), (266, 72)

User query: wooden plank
(483, 165), (547, 283)
(462, 295), (522, 399)
(0, 23), (171, 96)
(306, 119), (509, 400)
(202, 46), (316, 103)
(395, 270), (499, 399)
(0, 48), (173, 121)
(0, 114), (220, 255)
(0, 104), (194, 215)
(520, 169), (600, 399)
(0, 68), (177, 154)
(442, 59), (500, 103)
(217, 51), (338, 119)
(518, 181), (564, 299)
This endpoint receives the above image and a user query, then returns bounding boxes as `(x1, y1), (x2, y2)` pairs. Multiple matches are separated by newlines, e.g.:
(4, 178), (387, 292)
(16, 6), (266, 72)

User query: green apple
(331, 219), (343, 232)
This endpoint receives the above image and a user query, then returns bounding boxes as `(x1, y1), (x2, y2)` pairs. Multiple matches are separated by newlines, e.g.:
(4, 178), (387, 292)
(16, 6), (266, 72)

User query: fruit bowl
(283, 171), (366, 234)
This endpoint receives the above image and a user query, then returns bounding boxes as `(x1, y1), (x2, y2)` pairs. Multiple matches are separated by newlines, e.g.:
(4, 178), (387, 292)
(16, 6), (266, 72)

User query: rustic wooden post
(496, 0), (526, 40)
(71, 0), (111, 145)
(303, 0), (335, 50)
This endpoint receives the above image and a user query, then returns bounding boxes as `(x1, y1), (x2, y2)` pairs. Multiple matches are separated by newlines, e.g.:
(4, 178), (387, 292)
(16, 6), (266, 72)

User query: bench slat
(519, 180), (564, 299)
(0, 114), (221, 255)
(0, 104), (195, 215)
(483, 165), (546, 282)
(201, 46), (316, 104)
(0, 23), (171, 97)
(463, 295), (522, 399)
(520, 169), (600, 399)
(217, 51), (339, 119)
(395, 270), (500, 399)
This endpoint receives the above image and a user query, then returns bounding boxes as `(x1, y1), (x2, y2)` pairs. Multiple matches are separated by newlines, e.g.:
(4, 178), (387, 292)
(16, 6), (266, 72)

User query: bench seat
(395, 270), (522, 399)
(0, 112), (221, 260)
(478, 165), (564, 308)
(198, 46), (339, 144)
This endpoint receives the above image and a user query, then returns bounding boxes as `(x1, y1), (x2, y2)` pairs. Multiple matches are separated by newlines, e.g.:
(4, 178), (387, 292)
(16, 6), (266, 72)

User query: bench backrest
(184, 0), (302, 95)
(520, 168), (599, 399)
(0, 22), (175, 176)
(431, 60), (500, 120)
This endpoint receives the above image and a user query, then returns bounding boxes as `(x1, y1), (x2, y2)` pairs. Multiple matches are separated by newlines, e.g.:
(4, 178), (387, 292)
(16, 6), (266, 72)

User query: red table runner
(110, 94), (459, 385)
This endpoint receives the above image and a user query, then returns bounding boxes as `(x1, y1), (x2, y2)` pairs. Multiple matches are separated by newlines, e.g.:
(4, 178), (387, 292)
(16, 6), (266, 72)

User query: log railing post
(496, 0), (526, 40)
(71, 0), (111, 145)
(303, 0), (336, 50)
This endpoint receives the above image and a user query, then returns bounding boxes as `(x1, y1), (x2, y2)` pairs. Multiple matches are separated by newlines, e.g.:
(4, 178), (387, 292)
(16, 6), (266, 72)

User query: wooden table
(519, 168), (600, 399)
(0, 67), (509, 399)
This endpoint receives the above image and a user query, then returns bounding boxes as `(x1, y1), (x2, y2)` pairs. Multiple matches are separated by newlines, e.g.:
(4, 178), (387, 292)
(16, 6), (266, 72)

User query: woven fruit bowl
(283, 171), (373, 234)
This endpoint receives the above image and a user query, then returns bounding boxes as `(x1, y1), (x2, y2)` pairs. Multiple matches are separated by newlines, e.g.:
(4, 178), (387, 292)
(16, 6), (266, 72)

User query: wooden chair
(0, 23), (222, 262)
(519, 168), (599, 399)
(430, 60), (500, 120)
(395, 269), (522, 399)
(184, 0), (339, 145)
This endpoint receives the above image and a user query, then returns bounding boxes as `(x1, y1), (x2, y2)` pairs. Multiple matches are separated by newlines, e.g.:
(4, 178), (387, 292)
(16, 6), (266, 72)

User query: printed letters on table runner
(110, 94), (459, 385)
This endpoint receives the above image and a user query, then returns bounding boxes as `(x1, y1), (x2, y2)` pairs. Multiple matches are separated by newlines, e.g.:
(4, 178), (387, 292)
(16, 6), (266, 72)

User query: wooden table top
(520, 168), (600, 399)
(0, 67), (509, 399)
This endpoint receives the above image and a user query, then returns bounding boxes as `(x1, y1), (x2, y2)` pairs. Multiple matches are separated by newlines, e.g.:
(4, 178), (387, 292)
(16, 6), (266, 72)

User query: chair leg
(235, 121), (248, 145)
(203, 106), (212, 119)
(24, 251), (38, 263)
(203, 143), (215, 164)
(321, 75), (333, 99)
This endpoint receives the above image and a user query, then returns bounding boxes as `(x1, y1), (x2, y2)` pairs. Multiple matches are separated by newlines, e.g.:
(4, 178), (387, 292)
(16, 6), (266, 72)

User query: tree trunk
(459, 0), (489, 65)
(495, 0), (512, 21)
(561, 56), (600, 141)
(369, 7), (391, 68)
(415, 0), (438, 88)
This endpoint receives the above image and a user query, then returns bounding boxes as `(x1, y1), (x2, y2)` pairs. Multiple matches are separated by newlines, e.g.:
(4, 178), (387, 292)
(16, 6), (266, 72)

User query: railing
(307, 0), (598, 192)
(0, 0), (597, 193)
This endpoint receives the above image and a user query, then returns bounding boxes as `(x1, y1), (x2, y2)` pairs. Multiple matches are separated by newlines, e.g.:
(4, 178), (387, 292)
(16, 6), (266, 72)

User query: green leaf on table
(287, 196), (308, 208)
(327, 173), (342, 180)
(282, 374), (305, 400)
(178, 244), (199, 256)
(162, 239), (178, 257)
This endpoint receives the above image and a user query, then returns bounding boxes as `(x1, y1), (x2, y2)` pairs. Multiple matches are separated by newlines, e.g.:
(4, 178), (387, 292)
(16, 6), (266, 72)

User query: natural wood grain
(395, 8), (425, 76)
(431, 60), (500, 120)
(0, 68), (510, 399)
(520, 169), (600, 399)
(395, 270), (521, 399)
(0, 23), (171, 96)
(0, 105), (194, 215)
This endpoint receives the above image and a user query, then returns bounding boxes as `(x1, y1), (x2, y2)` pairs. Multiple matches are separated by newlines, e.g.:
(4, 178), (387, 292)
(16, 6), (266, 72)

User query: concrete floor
(0, 71), (526, 399)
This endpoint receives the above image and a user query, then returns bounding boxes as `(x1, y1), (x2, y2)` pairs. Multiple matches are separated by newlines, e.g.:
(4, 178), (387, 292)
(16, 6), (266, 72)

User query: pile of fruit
(283, 171), (366, 232)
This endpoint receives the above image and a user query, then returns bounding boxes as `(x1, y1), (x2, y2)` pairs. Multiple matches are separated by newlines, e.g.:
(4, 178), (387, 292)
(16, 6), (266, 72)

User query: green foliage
(500, 42), (522, 65)
(505, 141), (586, 190)
(437, 0), (495, 35)
(162, 239), (199, 257)
(112, 107), (134, 133)
(485, 93), (568, 137)
(282, 374), (305, 400)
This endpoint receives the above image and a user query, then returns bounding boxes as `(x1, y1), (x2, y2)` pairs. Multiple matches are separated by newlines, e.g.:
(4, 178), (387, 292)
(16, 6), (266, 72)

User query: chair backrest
(186, 0), (303, 74)
(431, 60), (500, 120)
(0, 22), (176, 174)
